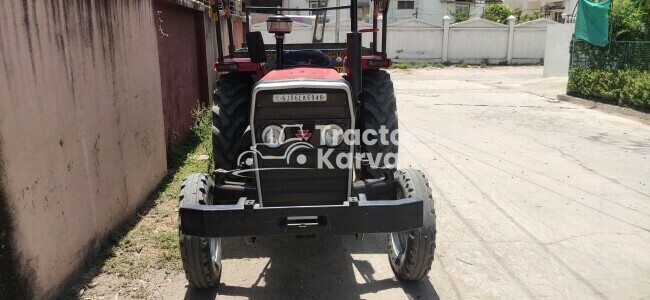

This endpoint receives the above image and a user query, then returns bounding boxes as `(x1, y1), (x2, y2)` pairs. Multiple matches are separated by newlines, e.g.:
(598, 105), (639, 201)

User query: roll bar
(210, 0), (391, 92)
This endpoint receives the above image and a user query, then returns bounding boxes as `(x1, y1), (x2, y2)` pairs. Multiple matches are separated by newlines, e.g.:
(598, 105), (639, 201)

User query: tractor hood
(261, 67), (343, 82)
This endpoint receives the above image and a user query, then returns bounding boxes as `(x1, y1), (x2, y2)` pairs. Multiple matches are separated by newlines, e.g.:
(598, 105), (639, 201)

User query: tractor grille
(252, 87), (352, 207)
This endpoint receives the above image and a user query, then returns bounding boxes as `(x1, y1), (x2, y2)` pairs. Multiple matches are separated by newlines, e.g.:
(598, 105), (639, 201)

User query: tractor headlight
(321, 124), (344, 147)
(262, 125), (284, 148)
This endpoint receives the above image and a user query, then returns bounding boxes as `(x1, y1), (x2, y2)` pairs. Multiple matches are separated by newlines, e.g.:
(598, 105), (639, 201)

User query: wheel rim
(390, 184), (409, 259)
(209, 237), (222, 269)
(206, 187), (222, 269)
(390, 231), (408, 258)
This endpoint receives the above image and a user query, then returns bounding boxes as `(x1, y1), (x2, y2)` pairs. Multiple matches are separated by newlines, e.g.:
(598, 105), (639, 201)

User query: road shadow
(184, 234), (439, 299)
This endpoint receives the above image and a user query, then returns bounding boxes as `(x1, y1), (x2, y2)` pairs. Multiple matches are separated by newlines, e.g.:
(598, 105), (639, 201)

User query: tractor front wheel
(389, 169), (437, 280)
(179, 174), (222, 288)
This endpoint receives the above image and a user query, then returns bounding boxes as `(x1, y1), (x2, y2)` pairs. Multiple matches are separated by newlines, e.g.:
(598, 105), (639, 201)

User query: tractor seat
(267, 50), (332, 70)
(284, 50), (332, 67)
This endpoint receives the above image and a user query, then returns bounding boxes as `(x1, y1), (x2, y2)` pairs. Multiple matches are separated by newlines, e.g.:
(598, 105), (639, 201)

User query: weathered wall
(154, 0), (209, 146)
(512, 25), (548, 63)
(0, 0), (167, 298)
(250, 17), (555, 64)
(543, 23), (575, 77)
(388, 27), (444, 61)
(0, 138), (33, 299)
(205, 13), (220, 105)
(449, 27), (509, 62)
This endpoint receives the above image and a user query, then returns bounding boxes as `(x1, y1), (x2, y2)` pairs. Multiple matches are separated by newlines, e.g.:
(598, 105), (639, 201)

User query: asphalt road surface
(166, 67), (649, 299)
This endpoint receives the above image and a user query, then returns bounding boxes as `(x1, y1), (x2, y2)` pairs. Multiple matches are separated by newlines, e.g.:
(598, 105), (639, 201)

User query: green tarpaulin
(574, 0), (611, 47)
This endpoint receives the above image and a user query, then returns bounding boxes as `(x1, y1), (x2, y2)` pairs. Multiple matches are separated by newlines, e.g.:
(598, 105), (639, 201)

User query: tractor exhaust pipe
(382, 0), (390, 59)
(276, 35), (285, 69)
(347, 0), (362, 96)
(267, 15), (293, 70)
(347, 32), (362, 96)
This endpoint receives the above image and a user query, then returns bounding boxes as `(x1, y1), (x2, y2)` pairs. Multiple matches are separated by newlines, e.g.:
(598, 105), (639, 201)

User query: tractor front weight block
(179, 194), (423, 238)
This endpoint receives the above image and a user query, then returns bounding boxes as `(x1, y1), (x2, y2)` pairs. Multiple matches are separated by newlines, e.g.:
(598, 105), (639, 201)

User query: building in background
(242, 0), (581, 28)
(507, 0), (578, 22)
(382, 0), (504, 26)
(246, 0), (513, 27)
(278, 0), (370, 20)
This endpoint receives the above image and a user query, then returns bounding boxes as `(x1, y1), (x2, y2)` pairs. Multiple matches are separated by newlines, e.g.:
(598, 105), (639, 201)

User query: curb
(557, 94), (650, 124)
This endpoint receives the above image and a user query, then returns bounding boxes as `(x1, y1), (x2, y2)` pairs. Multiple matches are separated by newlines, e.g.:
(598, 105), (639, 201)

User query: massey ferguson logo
(295, 130), (312, 141)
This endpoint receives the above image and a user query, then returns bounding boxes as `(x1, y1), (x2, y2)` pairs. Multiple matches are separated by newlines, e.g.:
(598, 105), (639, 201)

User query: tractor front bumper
(179, 194), (423, 238)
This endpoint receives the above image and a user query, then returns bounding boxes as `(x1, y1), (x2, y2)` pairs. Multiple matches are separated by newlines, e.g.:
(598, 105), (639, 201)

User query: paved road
(169, 67), (650, 299)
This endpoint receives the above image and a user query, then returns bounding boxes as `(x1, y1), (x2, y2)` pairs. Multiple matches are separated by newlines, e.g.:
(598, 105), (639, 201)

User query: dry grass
(391, 61), (445, 69)
(102, 105), (212, 279)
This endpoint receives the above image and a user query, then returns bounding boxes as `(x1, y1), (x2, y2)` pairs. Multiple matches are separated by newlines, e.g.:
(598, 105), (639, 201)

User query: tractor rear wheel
(389, 169), (436, 280)
(179, 174), (222, 288)
(359, 70), (398, 179)
(213, 73), (253, 170)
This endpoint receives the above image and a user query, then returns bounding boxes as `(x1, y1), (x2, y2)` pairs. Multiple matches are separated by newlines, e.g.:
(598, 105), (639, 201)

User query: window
(309, 1), (324, 16)
(397, 1), (415, 9)
(550, 11), (564, 23)
(455, 4), (470, 14)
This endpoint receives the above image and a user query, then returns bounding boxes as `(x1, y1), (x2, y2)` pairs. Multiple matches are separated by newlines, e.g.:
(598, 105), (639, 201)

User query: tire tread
(360, 70), (398, 178)
(179, 174), (221, 288)
(389, 169), (437, 280)
(213, 73), (253, 170)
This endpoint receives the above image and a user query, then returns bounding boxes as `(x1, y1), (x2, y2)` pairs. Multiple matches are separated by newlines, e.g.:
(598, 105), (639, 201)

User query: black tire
(389, 169), (436, 280)
(213, 73), (253, 170)
(359, 70), (398, 179)
(179, 174), (222, 288)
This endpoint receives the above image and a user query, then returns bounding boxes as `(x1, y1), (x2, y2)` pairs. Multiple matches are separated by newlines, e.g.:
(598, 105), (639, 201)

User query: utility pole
(335, 0), (341, 43)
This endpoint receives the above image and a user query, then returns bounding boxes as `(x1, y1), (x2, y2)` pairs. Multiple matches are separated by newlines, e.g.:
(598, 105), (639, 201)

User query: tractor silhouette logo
(235, 124), (314, 173)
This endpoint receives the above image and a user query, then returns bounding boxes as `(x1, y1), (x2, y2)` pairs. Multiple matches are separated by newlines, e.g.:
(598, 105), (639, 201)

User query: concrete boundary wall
(0, 0), (167, 298)
(252, 16), (556, 64)
(543, 23), (575, 77)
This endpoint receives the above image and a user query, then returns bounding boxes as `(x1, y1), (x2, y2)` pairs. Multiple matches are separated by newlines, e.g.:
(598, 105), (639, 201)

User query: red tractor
(178, 0), (436, 288)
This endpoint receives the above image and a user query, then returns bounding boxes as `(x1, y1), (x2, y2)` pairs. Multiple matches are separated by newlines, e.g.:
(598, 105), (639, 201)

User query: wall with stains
(0, 0), (167, 298)
(154, 0), (209, 146)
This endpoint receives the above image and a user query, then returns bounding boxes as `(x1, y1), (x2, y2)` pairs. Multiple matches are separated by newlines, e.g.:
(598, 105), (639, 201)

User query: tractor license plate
(273, 93), (327, 103)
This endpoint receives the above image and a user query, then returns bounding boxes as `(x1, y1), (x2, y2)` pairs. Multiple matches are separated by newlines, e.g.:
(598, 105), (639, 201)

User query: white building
(280, 0), (370, 20)
(506, 0), (577, 22)
(383, 0), (505, 26)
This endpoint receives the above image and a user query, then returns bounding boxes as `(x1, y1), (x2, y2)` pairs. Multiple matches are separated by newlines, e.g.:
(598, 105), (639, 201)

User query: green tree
(640, 0), (650, 39)
(518, 11), (546, 24)
(610, 0), (650, 41)
(481, 4), (515, 24)
(449, 9), (470, 23)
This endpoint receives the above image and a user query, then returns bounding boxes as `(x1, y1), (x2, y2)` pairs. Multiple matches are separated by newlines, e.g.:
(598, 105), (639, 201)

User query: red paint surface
(213, 56), (392, 77)
(214, 58), (259, 71)
(361, 56), (393, 69)
(261, 68), (343, 81)
(154, 0), (208, 147)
